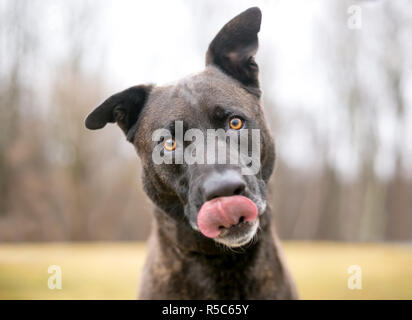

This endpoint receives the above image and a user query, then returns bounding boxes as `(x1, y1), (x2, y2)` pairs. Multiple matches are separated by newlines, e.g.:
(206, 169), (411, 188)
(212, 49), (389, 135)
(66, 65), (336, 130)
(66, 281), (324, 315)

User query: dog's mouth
(197, 195), (260, 248)
(215, 218), (259, 248)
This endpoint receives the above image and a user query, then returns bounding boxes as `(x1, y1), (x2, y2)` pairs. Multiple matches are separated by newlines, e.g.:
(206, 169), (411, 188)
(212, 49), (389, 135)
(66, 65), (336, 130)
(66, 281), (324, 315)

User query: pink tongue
(197, 195), (258, 238)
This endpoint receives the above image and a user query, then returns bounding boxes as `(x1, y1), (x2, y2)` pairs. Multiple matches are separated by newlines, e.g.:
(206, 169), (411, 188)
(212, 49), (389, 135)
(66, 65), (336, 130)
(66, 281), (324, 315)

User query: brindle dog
(85, 7), (298, 299)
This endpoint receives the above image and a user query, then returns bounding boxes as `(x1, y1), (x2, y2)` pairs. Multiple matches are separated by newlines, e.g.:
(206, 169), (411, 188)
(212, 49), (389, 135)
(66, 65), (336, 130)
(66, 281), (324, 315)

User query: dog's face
(85, 8), (275, 248)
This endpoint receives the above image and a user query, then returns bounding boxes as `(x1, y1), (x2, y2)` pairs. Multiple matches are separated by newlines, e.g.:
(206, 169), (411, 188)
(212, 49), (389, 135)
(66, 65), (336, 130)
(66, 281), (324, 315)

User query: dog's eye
(163, 138), (176, 151)
(229, 117), (243, 130)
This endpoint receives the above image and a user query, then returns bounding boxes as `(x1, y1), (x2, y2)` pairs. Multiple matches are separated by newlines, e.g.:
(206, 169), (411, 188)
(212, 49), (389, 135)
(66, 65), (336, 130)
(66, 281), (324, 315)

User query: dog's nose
(202, 170), (246, 201)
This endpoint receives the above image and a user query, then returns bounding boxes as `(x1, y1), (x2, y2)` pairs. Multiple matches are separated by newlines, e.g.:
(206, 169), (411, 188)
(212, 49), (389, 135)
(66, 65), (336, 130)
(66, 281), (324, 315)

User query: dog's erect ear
(85, 85), (152, 141)
(206, 7), (261, 91)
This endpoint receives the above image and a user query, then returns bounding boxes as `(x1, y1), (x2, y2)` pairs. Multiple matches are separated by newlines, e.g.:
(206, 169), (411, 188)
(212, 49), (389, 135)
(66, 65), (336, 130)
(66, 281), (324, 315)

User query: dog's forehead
(134, 66), (262, 150)
(173, 67), (245, 108)
(143, 66), (257, 127)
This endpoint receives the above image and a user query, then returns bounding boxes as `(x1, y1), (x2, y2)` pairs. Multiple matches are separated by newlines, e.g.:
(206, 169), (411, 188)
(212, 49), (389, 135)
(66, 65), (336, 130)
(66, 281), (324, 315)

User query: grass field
(0, 241), (411, 299)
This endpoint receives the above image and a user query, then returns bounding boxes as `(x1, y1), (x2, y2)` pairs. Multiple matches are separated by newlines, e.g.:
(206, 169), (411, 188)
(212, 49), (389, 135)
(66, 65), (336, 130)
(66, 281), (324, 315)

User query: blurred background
(0, 0), (411, 299)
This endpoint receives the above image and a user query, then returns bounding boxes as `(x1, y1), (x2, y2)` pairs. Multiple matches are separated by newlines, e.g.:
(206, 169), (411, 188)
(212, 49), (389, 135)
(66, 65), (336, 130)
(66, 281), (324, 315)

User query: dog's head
(85, 7), (275, 249)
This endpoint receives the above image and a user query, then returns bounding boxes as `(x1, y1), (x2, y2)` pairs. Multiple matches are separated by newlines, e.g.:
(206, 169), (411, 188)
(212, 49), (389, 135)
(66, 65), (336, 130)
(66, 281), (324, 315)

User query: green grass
(0, 241), (411, 299)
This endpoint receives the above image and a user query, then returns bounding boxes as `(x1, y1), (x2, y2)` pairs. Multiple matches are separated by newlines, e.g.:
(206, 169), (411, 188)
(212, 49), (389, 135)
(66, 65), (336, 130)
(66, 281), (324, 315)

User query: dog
(85, 7), (298, 299)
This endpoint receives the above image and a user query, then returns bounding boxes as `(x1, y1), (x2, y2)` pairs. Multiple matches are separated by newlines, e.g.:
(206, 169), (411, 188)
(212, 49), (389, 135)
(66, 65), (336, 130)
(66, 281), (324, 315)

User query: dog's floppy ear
(85, 85), (152, 141)
(206, 7), (261, 92)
